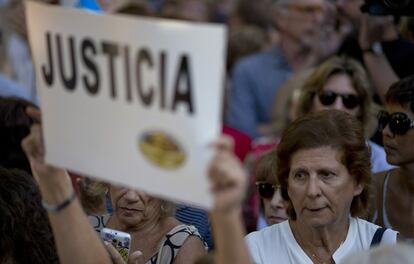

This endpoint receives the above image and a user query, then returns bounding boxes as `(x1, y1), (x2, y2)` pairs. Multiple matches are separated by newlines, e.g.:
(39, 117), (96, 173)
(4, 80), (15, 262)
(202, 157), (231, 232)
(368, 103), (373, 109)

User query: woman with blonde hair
(296, 55), (393, 173)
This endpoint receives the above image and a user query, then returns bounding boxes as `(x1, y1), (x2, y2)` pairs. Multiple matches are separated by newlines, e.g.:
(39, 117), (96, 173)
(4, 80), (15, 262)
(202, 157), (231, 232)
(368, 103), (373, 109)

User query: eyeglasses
(256, 182), (279, 199)
(317, 91), (360, 110)
(378, 110), (414, 135)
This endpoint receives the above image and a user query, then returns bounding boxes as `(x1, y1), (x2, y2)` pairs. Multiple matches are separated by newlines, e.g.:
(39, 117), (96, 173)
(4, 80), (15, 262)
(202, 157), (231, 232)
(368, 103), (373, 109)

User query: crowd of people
(1, 0), (414, 263)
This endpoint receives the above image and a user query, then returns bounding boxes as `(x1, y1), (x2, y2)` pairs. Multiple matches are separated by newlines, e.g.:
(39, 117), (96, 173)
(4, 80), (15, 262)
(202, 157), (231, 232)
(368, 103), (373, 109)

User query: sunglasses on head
(378, 110), (414, 135)
(256, 182), (279, 199)
(317, 91), (360, 110)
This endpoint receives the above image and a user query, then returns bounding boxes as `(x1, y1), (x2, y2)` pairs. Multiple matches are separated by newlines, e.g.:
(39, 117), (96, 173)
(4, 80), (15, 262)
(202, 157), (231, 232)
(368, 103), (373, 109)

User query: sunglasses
(256, 182), (279, 199)
(378, 110), (414, 135)
(317, 91), (360, 110)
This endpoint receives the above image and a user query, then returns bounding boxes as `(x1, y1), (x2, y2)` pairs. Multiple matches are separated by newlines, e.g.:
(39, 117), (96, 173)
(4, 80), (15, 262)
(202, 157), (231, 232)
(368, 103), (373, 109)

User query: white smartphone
(101, 227), (131, 262)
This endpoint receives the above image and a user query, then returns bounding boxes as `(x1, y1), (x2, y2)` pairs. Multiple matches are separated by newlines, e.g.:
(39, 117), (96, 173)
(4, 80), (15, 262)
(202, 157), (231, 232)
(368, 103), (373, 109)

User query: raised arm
(359, 15), (399, 102)
(208, 136), (253, 264)
(21, 107), (112, 264)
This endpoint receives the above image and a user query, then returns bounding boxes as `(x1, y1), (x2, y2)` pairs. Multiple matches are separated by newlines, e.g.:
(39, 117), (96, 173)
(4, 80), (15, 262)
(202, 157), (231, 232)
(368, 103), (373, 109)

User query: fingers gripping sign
(209, 136), (248, 212)
(21, 107), (56, 176)
(21, 106), (73, 204)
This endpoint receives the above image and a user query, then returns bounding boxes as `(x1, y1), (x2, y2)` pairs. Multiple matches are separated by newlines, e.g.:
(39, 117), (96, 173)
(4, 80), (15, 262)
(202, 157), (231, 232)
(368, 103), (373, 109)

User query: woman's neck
(109, 212), (164, 235)
(398, 164), (414, 193)
(291, 216), (349, 258)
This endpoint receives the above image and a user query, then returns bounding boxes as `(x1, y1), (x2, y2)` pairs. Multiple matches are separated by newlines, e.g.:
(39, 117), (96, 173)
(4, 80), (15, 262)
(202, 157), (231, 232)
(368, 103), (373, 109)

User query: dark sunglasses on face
(256, 182), (280, 199)
(378, 110), (414, 135)
(317, 91), (360, 110)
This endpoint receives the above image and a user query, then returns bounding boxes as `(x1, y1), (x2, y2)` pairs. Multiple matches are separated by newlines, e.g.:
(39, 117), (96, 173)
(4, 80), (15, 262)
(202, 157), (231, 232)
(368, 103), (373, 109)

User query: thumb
(128, 250), (143, 264)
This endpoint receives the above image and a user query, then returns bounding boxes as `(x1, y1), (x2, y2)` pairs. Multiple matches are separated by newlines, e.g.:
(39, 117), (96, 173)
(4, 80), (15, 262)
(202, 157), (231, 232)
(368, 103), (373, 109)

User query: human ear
(353, 182), (364, 197)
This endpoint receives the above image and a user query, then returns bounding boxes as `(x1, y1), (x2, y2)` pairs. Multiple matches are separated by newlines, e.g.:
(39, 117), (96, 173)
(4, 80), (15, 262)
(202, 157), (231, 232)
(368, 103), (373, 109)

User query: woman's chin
(266, 216), (288, 225)
(117, 213), (143, 227)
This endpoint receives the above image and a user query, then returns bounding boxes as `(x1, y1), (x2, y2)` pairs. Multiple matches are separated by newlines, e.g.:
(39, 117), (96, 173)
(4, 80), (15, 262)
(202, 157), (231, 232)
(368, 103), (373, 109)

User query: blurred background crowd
(1, 0), (414, 263)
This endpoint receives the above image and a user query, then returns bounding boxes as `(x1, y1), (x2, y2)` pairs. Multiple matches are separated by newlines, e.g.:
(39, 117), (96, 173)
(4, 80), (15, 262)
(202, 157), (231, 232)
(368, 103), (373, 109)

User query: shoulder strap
(370, 227), (387, 247)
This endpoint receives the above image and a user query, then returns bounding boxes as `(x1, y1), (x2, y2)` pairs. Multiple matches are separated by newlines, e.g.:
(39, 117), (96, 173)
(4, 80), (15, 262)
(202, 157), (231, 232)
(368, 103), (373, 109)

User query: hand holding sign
(21, 107), (75, 207)
(209, 136), (248, 213)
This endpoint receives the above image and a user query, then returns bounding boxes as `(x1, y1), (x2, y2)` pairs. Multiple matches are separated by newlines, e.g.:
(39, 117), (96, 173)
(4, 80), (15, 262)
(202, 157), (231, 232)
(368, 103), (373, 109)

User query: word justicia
(41, 32), (196, 114)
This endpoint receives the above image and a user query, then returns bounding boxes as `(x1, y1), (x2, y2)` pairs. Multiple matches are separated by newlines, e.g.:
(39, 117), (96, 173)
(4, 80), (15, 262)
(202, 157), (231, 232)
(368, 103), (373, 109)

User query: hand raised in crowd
(209, 137), (253, 264)
(209, 136), (248, 213)
(21, 107), (47, 173)
(358, 14), (398, 50)
(21, 107), (74, 204)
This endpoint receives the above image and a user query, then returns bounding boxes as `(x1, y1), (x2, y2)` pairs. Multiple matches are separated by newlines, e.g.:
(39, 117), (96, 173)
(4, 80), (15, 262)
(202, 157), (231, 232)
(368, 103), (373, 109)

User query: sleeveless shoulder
(147, 224), (207, 264)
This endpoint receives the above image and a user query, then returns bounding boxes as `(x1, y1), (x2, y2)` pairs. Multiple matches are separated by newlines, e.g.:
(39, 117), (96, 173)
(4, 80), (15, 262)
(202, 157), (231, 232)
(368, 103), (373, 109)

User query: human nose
(305, 176), (322, 198)
(332, 97), (346, 111)
(382, 122), (394, 139)
(270, 189), (285, 209)
(123, 189), (140, 202)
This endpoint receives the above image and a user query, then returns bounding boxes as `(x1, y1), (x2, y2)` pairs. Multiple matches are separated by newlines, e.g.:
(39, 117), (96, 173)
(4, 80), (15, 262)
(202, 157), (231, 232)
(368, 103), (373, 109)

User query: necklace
(291, 221), (334, 264)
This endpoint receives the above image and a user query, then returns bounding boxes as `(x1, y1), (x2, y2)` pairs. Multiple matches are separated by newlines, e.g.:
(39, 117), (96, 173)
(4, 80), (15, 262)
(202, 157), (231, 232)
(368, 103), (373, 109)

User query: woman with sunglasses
(254, 149), (288, 227)
(297, 55), (393, 174)
(371, 76), (414, 241)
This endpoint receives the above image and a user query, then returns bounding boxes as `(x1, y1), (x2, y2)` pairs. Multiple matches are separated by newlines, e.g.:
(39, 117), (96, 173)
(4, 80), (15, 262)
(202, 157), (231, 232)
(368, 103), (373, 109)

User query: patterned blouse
(146, 224), (208, 264)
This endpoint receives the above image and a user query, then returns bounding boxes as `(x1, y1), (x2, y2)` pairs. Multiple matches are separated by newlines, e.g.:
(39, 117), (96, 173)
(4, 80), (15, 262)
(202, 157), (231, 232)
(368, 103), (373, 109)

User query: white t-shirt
(245, 217), (397, 264)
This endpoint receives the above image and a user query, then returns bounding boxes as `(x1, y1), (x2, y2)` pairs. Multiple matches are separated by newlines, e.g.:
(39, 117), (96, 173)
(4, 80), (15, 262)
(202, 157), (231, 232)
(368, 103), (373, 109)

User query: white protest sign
(26, 1), (226, 208)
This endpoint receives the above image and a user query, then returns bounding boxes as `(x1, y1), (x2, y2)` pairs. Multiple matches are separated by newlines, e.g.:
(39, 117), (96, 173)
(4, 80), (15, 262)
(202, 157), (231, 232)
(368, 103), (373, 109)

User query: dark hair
(0, 167), (59, 263)
(78, 177), (109, 214)
(232, 0), (273, 30)
(227, 25), (268, 71)
(254, 149), (279, 211)
(115, 1), (153, 16)
(160, 0), (214, 22)
(298, 56), (372, 126)
(255, 149), (278, 184)
(277, 110), (371, 220)
(0, 96), (37, 174)
(385, 75), (414, 113)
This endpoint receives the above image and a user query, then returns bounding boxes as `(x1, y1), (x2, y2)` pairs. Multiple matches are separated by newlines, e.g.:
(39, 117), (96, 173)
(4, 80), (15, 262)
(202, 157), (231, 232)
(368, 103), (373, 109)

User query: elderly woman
(254, 149), (288, 227)
(106, 186), (206, 263)
(296, 56), (393, 173)
(21, 109), (207, 264)
(371, 76), (414, 240)
(209, 110), (398, 264)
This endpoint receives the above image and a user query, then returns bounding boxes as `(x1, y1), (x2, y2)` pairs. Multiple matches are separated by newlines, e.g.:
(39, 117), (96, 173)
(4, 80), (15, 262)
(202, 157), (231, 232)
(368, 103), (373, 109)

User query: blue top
(226, 46), (292, 138)
(0, 74), (32, 102)
(77, 0), (101, 11)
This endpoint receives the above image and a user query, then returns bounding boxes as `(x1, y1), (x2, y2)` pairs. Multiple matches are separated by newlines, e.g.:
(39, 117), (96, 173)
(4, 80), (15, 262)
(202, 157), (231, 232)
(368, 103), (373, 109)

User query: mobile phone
(101, 227), (131, 262)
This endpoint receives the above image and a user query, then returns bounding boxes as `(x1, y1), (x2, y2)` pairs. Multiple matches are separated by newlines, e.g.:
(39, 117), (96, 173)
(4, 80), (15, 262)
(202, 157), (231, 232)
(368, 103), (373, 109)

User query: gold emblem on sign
(139, 131), (186, 169)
